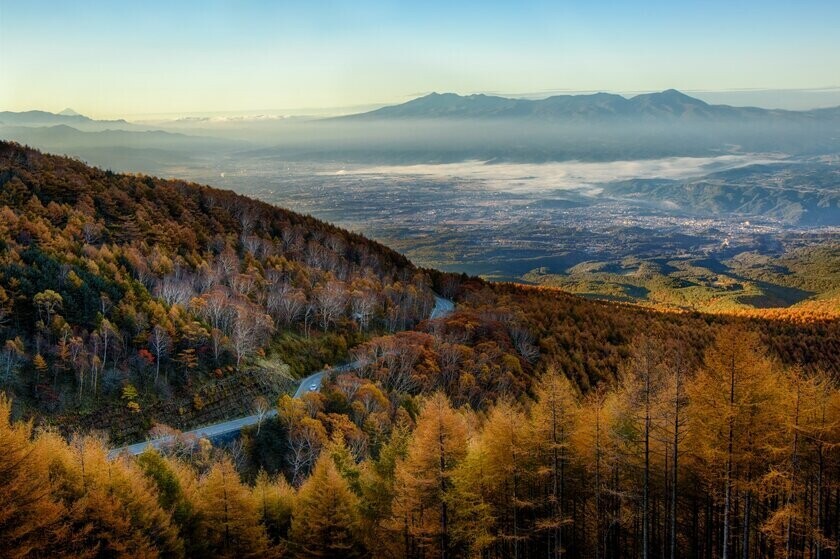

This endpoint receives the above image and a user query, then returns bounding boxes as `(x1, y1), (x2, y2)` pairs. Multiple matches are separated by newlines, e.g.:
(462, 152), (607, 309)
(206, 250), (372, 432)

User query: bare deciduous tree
(217, 247), (240, 279)
(267, 283), (306, 326)
(253, 395), (271, 435)
(197, 287), (233, 335)
(156, 275), (194, 308)
(149, 324), (171, 383)
(315, 280), (347, 331)
(509, 324), (540, 363)
(351, 288), (378, 331)
(230, 305), (273, 368)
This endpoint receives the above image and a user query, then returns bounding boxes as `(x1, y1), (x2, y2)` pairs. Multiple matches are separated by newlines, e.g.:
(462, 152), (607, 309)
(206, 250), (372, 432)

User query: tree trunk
(614, 467), (622, 559)
(742, 491), (752, 559)
(664, 442), (670, 559)
(595, 407), (602, 559)
(834, 488), (839, 559)
(723, 355), (736, 559)
(512, 435), (519, 559)
(439, 424), (448, 559)
(817, 433), (824, 559)
(671, 369), (681, 559)
(644, 370), (651, 559)
(552, 402), (564, 558)
(787, 381), (802, 559)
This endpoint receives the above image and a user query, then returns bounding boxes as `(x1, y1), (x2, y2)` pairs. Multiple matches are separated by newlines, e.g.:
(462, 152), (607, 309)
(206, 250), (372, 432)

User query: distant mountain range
(0, 110), (245, 173)
(4, 90), (840, 169)
(343, 89), (840, 122)
(0, 109), (144, 132)
(0, 123), (236, 148)
(277, 89), (836, 163)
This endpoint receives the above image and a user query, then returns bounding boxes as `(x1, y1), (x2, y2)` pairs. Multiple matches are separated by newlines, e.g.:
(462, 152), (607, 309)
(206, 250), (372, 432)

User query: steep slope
(0, 141), (435, 425)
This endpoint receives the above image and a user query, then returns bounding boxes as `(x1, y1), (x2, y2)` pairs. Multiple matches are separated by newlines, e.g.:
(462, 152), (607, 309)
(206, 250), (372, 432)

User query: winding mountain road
(429, 295), (454, 319)
(292, 362), (356, 398)
(110, 295), (454, 458)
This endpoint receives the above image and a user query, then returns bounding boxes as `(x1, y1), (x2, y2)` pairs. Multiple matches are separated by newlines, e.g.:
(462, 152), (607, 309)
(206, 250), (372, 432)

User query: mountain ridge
(340, 89), (840, 121)
(0, 109), (136, 130)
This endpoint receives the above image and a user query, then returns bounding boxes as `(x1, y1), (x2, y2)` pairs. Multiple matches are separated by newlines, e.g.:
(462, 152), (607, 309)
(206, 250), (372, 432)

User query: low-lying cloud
(334, 155), (783, 195)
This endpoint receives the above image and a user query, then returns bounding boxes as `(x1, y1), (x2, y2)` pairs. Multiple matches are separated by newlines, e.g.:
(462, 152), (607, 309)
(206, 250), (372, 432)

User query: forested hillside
(456, 282), (840, 386)
(4, 329), (839, 558)
(0, 141), (435, 424)
(1, 142), (839, 558)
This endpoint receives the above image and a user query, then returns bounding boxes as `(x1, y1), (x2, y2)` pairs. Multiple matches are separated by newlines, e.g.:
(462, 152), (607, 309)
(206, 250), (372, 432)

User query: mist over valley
(3, 90), (838, 311)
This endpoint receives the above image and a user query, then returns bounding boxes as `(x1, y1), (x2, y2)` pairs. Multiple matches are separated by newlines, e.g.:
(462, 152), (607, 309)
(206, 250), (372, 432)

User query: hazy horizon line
(5, 86), (840, 121)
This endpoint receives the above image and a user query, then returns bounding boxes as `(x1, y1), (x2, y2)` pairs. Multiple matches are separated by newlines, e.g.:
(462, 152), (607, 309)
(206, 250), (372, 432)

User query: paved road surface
(292, 362), (356, 398)
(111, 410), (281, 457)
(430, 296), (454, 319)
(110, 295), (454, 458)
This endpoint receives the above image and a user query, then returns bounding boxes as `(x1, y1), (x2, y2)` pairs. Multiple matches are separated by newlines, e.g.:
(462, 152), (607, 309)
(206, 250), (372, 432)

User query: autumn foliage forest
(0, 141), (436, 419)
(2, 142), (840, 558)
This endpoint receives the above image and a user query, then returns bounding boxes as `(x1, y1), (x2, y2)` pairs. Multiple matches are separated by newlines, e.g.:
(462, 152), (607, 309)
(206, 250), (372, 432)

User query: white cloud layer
(337, 155), (783, 195)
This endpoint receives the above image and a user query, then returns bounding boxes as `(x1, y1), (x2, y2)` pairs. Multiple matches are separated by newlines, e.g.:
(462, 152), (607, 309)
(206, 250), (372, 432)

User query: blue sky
(2, 0), (840, 117)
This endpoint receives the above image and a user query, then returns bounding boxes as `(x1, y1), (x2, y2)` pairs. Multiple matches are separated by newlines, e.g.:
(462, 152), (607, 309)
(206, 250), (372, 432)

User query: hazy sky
(2, 0), (840, 118)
